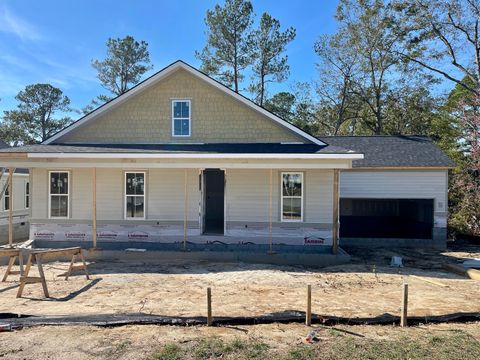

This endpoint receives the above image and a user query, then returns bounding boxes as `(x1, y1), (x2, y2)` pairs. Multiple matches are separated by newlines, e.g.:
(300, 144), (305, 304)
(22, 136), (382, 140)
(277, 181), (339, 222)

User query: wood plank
(17, 254), (33, 298)
(401, 282), (409, 327)
(2, 256), (15, 282)
(8, 168), (13, 247)
(32, 247), (82, 256)
(92, 167), (97, 249)
(443, 263), (480, 280)
(35, 255), (50, 298)
(65, 254), (76, 281)
(0, 249), (20, 256)
(19, 276), (45, 284)
(332, 169), (339, 255)
(79, 251), (90, 280)
(410, 275), (448, 287)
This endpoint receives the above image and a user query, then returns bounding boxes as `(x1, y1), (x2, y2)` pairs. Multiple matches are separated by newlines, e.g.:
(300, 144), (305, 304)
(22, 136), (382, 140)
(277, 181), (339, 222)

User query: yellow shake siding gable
(59, 68), (305, 144)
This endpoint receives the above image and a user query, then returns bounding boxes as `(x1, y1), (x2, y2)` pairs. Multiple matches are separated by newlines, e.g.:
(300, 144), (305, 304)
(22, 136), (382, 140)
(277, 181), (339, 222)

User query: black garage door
(340, 199), (434, 239)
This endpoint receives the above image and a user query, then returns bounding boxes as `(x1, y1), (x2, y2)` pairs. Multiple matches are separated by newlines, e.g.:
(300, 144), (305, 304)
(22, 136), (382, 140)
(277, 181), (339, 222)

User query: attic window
(172, 100), (191, 137)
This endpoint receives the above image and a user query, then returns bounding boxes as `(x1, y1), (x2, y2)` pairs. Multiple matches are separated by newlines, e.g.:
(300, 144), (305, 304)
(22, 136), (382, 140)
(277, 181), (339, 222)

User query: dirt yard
(0, 243), (479, 319)
(1, 322), (480, 359)
(1, 243), (480, 359)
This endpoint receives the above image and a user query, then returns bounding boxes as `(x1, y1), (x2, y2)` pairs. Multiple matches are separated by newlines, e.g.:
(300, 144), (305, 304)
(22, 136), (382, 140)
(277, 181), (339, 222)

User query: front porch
(0, 147), (363, 259)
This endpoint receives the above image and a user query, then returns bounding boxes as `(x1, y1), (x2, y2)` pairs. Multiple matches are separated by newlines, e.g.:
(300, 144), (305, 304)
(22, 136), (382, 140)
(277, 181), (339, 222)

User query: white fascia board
(43, 61), (325, 146)
(28, 153), (364, 160)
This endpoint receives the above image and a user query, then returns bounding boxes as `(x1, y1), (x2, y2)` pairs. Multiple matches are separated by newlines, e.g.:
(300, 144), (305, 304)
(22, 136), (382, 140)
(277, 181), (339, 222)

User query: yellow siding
(58, 69), (303, 144)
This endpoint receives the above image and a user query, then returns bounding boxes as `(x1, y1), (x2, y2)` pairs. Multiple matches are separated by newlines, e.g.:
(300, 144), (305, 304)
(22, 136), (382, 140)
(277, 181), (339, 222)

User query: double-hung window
(49, 171), (69, 218)
(172, 100), (191, 136)
(125, 172), (145, 219)
(281, 172), (303, 222)
(3, 184), (9, 211)
(25, 181), (30, 209)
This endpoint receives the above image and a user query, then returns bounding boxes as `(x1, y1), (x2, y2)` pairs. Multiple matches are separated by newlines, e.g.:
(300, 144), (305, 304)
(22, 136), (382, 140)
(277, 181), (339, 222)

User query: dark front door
(204, 169), (225, 234)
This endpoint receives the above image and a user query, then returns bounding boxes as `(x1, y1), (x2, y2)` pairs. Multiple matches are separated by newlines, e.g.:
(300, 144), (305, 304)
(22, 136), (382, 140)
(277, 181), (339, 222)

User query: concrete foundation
(30, 240), (350, 268)
(0, 221), (30, 245)
(340, 234), (446, 250)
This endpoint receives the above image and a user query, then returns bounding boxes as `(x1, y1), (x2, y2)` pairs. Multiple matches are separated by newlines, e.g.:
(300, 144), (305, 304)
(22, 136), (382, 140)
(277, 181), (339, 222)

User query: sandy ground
(1, 322), (480, 360)
(0, 244), (479, 319)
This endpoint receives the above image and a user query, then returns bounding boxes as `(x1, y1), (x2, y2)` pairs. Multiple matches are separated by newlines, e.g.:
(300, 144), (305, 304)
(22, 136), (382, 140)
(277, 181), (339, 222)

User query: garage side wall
(340, 169), (448, 248)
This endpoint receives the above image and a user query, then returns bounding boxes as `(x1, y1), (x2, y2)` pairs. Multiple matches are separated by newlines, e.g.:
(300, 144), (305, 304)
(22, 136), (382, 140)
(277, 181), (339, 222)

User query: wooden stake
(306, 284), (312, 326)
(8, 168), (13, 248)
(332, 169), (339, 255)
(268, 169), (273, 254)
(207, 287), (212, 326)
(183, 169), (188, 251)
(92, 168), (97, 249)
(401, 281), (408, 327)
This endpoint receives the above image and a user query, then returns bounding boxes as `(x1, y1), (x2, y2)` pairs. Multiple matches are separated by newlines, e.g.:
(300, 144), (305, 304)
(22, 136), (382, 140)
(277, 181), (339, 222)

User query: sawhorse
(17, 247), (89, 298)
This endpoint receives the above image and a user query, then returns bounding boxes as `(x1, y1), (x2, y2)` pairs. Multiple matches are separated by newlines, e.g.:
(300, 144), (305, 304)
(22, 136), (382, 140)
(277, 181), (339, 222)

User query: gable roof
(319, 135), (455, 168)
(44, 60), (325, 146)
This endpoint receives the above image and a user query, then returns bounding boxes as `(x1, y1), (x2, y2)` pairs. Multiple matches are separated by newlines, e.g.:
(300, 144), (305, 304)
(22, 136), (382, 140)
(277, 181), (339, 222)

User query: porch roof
(0, 142), (356, 155)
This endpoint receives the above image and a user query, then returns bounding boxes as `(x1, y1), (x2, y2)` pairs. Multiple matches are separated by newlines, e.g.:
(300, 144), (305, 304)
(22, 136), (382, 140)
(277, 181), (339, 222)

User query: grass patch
(147, 330), (480, 360)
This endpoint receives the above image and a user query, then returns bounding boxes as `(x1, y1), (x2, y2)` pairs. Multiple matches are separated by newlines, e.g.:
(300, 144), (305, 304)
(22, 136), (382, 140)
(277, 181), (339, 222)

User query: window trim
(124, 171), (146, 220)
(3, 181), (9, 212)
(25, 181), (30, 209)
(48, 170), (70, 219)
(280, 172), (304, 223)
(171, 99), (191, 137)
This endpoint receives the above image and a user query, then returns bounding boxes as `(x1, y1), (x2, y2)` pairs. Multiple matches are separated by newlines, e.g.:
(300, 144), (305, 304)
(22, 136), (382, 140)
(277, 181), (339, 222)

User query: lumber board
(0, 249), (20, 256)
(410, 275), (448, 287)
(32, 247), (82, 256)
(443, 263), (480, 280)
(19, 276), (44, 284)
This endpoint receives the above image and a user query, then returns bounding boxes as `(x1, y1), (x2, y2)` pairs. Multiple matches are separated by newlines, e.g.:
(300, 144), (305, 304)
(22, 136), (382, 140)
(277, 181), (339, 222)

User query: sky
(0, 0), (339, 117)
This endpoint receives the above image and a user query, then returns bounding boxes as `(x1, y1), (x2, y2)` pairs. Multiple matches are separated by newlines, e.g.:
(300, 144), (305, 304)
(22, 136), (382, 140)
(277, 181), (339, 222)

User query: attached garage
(318, 135), (455, 248)
(340, 198), (434, 239)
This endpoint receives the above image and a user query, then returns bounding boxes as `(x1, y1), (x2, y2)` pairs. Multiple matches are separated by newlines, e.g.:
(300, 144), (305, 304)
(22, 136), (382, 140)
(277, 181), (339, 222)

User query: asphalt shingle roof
(0, 136), (454, 168)
(0, 143), (354, 154)
(318, 135), (455, 168)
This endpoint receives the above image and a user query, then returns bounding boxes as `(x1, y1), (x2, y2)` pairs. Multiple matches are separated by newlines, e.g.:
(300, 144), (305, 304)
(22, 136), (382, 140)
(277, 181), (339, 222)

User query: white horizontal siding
(0, 173), (30, 215)
(32, 168), (47, 219)
(71, 169), (92, 220)
(340, 170), (448, 213)
(226, 169), (333, 224)
(305, 170), (333, 223)
(148, 169), (199, 221)
(226, 169), (274, 223)
(96, 169), (123, 220)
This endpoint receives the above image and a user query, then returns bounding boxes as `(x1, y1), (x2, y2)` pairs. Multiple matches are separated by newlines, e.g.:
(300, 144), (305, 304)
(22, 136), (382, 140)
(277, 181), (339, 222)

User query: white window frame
(171, 99), (191, 137)
(124, 171), (146, 220)
(280, 172), (304, 222)
(3, 181), (9, 212)
(25, 181), (30, 209)
(48, 171), (70, 219)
